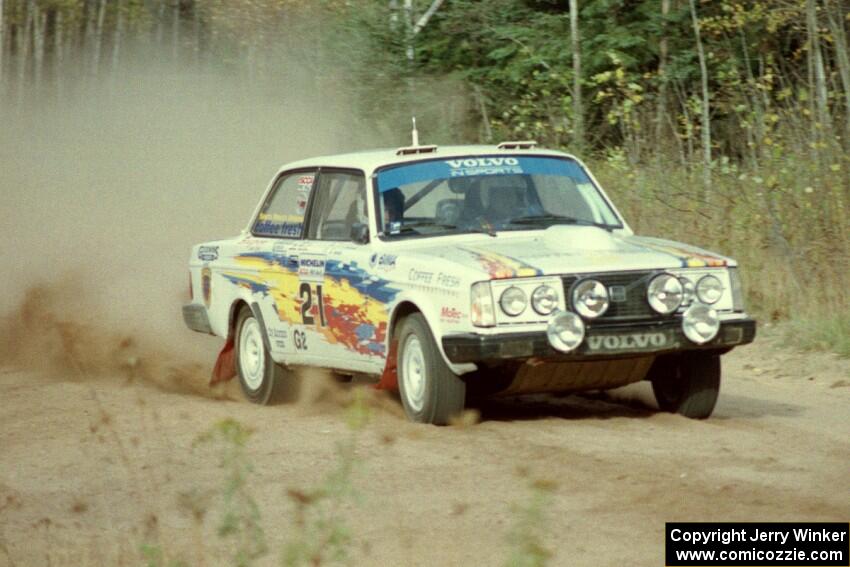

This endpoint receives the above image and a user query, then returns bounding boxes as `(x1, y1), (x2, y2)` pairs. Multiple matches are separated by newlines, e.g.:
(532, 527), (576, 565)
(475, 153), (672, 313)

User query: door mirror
(350, 222), (369, 244)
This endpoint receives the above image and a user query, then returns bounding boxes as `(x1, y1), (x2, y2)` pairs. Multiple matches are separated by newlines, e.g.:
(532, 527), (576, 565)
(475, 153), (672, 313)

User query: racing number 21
(299, 283), (326, 326)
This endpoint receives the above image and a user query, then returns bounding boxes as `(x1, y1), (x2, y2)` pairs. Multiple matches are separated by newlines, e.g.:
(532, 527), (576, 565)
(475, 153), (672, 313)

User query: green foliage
(194, 419), (268, 567)
(139, 543), (187, 567)
(783, 310), (850, 358)
(503, 477), (557, 567)
(282, 390), (372, 567)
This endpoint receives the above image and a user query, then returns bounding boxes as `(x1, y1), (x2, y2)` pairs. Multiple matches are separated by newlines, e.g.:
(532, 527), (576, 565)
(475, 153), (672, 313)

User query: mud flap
(374, 339), (399, 391)
(210, 336), (237, 385)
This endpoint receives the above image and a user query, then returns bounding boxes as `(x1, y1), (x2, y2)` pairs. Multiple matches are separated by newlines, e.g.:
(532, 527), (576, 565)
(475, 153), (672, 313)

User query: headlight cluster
(498, 284), (559, 317)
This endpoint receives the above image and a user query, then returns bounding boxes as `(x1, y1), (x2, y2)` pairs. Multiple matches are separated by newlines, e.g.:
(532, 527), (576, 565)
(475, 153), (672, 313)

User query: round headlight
(647, 273), (684, 314)
(531, 285), (558, 315)
(682, 303), (720, 344)
(572, 279), (609, 319)
(696, 275), (724, 305)
(547, 310), (585, 353)
(499, 286), (527, 317)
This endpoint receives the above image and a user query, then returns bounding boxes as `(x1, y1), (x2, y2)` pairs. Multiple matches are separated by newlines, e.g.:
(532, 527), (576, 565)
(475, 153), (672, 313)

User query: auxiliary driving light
(647, 273), (684, 314)
(572, 279), (609, 319)
(547, 310), (586, 353)
(682, 303), (720, 344)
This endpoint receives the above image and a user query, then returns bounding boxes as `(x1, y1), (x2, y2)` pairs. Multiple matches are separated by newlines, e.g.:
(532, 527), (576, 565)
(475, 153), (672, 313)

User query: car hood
(398, 226), (732, 279)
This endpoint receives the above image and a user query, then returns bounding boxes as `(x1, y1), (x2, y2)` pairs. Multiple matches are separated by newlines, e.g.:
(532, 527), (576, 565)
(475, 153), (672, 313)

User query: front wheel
(649, 353), (721, 419)
(235, 308), (290, 404)
(397, 314), (466, 425)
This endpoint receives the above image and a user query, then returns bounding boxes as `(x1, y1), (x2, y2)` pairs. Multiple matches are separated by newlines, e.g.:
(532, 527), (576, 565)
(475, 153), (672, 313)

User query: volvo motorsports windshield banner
(665, 522), (849, 566)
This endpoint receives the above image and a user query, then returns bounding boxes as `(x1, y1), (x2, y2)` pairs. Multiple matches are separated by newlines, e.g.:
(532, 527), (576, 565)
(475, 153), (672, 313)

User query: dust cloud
(0, 51), (379, 390)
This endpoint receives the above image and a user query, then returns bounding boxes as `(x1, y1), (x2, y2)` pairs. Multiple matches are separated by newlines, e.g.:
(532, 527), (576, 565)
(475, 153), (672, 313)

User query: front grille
(563, 271), (659, 322)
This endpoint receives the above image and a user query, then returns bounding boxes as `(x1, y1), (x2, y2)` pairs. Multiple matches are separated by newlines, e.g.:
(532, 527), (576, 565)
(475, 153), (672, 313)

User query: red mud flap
(374, 339), (398, 392)
(210, 336), (237, 385)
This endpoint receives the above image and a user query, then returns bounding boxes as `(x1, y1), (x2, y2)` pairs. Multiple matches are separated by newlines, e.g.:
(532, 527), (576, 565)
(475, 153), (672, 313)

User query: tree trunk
(389, 0), (399, 31)
(806, 0), (832, 136)
(0, 0), (5, 86)
(689, 0), (711, 193)
(654, 0), (670, 146)
(33, 4), (46, 93)
(92, 0), (107, 76)
(17, 0), (33, 100)
(403, 0), (414, 62)
(569, 0), (583, 151)
(54, 9), (63, 95)
(825, 0), (850, 143)
(412, 0), (446, 36)
(112, 0), (125, 73)
(172, 0), (180, 63)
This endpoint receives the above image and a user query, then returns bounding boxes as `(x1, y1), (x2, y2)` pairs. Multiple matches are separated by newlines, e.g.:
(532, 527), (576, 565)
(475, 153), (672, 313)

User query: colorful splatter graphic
(636, 240), (728, 268)
(222, 251), (401, 357)
(460, 247), (543, 279)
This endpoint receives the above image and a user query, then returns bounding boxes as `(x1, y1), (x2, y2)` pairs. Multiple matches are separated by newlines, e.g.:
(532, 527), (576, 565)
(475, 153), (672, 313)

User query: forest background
(2, 0), (849, 355)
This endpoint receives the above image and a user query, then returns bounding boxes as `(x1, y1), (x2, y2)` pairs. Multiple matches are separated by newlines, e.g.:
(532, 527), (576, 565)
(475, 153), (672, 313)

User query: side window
(307, 171), (367, 241)
(252, 171), (316, 238)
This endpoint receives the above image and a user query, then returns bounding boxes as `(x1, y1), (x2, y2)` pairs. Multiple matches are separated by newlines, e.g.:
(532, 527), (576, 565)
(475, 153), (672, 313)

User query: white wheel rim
(401, 335), (427, 413)
(239, 317), (265, 391)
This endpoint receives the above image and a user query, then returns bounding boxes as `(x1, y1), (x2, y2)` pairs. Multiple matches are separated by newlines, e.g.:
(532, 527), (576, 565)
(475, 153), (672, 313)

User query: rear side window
(253, 171), (316, 238)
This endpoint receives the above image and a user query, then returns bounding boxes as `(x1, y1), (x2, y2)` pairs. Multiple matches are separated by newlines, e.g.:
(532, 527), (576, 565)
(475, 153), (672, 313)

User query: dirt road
(1, 327), (847, 567)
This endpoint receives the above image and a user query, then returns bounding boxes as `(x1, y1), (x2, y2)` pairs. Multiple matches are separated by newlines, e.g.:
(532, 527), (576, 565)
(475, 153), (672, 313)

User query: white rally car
(183, 142), (755, 424)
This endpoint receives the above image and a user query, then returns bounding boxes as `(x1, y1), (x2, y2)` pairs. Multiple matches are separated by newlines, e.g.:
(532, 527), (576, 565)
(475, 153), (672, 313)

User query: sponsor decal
(293, 328), (308, 351)
(440, 306), (463, 323)
(408, 268), (433, 284)
(369, 253), (398, 271)
(298, 254), (326, 282)
(201, 267), (212, 307)
(436, 272), (461, 288)
(254, 219), (303, 238)
(295, 194), (309, 215)
(269, 328), (288, 350)
(446, 157), (523, 177)
(198, 245), (219, 261)
(297, 175), (314, 191)
(587, 332), (669, 351)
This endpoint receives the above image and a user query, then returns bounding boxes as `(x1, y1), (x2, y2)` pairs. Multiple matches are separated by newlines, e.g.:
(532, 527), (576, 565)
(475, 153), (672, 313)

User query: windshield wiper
(506, 214), (617, 232)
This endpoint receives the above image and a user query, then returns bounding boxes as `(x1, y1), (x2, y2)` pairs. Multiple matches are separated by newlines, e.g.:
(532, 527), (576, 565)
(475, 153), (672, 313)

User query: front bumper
(182, 303), (213, 335)
(442, 317), (756, 364)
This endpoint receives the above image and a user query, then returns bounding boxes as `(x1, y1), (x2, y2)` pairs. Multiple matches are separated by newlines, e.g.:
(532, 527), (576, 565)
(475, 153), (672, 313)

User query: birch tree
(688, 0), (711, 191)
(569, 0), (583, 150)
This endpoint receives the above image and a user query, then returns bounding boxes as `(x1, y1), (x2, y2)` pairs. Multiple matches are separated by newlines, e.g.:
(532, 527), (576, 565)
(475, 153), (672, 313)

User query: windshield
(374, 155), (622, 238)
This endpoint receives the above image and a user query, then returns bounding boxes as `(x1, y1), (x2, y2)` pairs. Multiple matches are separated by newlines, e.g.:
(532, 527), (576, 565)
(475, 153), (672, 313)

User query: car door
(297, 169), (380, 369)
(240, 169), (318, 359)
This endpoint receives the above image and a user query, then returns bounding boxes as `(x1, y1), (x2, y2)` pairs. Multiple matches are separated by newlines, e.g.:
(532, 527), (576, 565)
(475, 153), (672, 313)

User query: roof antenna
(411, 117), (419, 147)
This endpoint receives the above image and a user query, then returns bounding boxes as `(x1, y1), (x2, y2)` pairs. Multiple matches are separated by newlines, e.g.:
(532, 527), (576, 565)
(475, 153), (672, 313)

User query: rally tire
(397, 314), (466, 425)
(650, 353), (721, 419)
(235, 308), (290, 405)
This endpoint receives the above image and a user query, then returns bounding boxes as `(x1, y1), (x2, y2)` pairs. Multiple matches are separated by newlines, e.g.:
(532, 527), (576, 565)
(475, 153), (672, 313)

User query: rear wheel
(397, 314), (466, 425)
(235, 308), (290, 404)
(649, 353), (721, 419)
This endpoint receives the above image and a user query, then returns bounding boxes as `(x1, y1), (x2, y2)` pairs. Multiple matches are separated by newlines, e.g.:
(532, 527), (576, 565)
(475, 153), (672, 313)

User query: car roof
(275, 145), (579, 177)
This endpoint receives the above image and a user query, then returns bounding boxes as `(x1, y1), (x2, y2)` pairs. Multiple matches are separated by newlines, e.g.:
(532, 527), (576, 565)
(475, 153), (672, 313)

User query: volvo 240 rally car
(183, 141), (756, 424)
